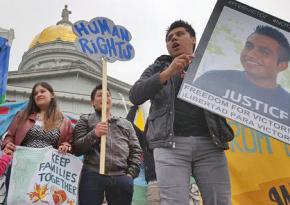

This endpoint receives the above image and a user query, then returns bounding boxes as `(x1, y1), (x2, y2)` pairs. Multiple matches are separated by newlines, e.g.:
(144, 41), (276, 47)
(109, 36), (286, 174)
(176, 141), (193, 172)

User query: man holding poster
(72, 84), (142, 205)
(129, 20), (234, 205)
(194, 25), (290, 126)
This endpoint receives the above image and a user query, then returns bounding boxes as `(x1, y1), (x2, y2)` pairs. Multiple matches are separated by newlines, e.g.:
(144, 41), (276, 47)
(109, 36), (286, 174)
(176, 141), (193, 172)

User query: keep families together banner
(7, 146), (83, 205)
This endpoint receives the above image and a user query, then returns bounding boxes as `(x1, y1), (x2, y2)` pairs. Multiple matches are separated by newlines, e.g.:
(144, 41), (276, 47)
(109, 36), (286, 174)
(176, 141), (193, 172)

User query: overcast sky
(1, 0), (290, 85)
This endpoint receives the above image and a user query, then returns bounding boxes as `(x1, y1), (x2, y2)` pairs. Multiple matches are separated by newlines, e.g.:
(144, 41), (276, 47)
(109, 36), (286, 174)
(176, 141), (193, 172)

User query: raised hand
(160, 54), (193, 83)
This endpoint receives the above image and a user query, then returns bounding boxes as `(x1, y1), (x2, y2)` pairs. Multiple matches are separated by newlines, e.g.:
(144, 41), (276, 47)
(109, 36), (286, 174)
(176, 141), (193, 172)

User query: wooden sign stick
(99, 58), (107, 174)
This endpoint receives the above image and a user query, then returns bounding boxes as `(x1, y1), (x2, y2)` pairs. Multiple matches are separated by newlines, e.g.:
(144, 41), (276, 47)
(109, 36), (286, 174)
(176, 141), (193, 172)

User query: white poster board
(179, 0), (290, 144)
(7, 146), (83, 205)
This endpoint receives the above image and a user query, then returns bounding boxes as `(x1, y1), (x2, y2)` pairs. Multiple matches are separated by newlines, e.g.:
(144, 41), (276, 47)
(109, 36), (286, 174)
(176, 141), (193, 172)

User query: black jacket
(126, 105), (156, 183)
(129, 55), (234, 150)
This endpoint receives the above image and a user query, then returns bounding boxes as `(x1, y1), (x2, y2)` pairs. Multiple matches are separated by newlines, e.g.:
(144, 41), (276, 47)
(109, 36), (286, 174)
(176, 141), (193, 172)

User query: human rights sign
(7, 146), (83, 205)
(179, 0), (290, 144)
(73, 17), (135, 62)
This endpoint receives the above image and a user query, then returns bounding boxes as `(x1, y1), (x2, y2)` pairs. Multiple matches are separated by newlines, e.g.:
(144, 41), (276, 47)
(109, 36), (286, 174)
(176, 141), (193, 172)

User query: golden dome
(29, 24), (76, 48)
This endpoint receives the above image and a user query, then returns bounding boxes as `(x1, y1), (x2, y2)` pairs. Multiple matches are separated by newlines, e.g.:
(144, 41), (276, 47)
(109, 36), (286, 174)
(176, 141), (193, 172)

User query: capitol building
(6, 6), (132, 119)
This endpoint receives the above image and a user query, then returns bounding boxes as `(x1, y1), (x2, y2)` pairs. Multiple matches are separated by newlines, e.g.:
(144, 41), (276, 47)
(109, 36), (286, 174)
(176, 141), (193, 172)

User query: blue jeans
(79, 168), (134, 205)
(154, 136), (231, 205)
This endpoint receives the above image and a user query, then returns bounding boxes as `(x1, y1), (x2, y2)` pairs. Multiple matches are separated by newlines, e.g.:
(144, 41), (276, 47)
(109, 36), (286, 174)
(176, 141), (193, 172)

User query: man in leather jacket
(129, 20), (234, 205)
(73, 84), (142, 205)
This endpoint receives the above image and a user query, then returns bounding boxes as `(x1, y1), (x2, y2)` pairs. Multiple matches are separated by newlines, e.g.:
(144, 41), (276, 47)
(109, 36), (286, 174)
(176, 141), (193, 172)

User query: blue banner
(0, 101), (27, 137)
(0, 36), (11, 104)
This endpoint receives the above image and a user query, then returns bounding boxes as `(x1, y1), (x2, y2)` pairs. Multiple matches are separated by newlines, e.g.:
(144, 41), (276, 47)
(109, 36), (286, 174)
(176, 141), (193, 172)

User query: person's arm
(130, 54), (192, 105)
(1, 112), (22, 154)
(0, 154), (12, 176)
(58, 116), (74, 154)
(72, 114), (100, 156)
(126, 122), (142, 178)
(129, 63), (165, 105)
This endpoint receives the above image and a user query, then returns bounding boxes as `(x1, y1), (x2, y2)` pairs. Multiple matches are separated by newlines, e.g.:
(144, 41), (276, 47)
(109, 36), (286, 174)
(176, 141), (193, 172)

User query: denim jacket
(129, 55), (234, 149)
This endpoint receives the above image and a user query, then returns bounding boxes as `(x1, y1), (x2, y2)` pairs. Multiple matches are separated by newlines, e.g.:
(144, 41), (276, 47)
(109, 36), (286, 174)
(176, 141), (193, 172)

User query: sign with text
(7, 146), (83, 205)
(179, 0), (290, 144)
(73, 17), (135, 62)
(226, 120), (290, 205)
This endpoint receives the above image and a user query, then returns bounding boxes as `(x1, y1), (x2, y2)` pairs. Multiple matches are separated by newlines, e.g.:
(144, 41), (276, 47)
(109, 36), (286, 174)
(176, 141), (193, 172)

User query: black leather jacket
(129, 55), (234, 149)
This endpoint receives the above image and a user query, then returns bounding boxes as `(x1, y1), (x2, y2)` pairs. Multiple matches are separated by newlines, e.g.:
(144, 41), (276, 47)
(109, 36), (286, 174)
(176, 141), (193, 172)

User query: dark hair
(19, 82), (62, 131)
(91, 84), (111, 101)
(253, 25), (290, 63)
(166, 20), (196, 51)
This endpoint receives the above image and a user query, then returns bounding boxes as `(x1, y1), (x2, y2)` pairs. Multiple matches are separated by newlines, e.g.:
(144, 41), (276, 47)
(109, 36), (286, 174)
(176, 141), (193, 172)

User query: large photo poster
(7, 146), (83, 205)
(178, 0), (290, 144)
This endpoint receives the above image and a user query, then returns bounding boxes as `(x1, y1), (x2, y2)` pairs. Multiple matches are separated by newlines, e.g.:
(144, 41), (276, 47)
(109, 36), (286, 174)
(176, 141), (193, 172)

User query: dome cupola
(18, 5), (101, 73)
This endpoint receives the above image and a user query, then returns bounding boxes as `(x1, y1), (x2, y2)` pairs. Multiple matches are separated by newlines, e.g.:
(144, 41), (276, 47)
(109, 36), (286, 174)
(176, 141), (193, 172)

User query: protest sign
(226, 120), (290, 205)
(7, 146), (83, 205)
(179, 0), (290, 144)
(73, 17), (135, 173)
(73, 17), (134, 63)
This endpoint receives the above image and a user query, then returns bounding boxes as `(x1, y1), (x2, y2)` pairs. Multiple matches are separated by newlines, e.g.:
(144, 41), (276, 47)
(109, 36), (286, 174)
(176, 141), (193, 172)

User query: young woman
(2, 82), (73, 154)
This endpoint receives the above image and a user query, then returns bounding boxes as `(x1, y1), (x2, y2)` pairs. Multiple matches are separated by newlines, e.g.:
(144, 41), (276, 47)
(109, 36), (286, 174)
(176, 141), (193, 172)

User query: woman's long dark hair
(19, 82), (63, 131)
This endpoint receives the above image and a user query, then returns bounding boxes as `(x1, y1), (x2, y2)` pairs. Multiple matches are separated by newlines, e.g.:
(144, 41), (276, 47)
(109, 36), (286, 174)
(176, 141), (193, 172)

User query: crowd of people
(0, 20), (242, 205)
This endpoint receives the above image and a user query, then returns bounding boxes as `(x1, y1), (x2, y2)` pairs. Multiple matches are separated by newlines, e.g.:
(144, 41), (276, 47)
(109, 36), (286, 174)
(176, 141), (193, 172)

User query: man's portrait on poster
(179, 4), (290, 144)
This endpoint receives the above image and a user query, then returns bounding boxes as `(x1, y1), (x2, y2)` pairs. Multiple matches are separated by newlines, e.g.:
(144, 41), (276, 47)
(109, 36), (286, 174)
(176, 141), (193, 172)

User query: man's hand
(160, 54), (192, 83)
(95, 121), (108, 138)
